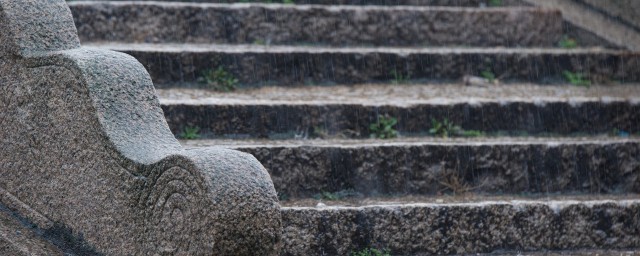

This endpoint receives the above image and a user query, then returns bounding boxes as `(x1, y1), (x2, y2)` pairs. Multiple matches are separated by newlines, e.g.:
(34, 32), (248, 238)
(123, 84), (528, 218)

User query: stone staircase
(64, 0), (640, 255)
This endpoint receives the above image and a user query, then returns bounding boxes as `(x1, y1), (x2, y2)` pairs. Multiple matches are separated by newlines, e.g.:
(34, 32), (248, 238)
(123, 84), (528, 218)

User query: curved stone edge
(12, 47), (283, 254)
(1, 0), (281, 252)
(0, 0), (79, 57)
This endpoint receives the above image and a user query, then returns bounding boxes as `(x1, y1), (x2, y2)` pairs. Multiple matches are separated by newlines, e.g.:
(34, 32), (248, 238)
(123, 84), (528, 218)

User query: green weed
(430, 119), (484, 138)
(351, 248), (391, 256)
(391, 69), (410, 84)
(370, 115), (399, 139)
(240, 0), (295, 3)
(488, 0), (503, 6)
(459, 130), (484, 137)
(563, 70), (591, 87)
(429, 118), (460, 138)
(311, 126), (329, 139)
(201, 66), (239, 92)
(480, 69), (496, 83)
(559, 36), (578, 49)
(179, 126), (201, 140)
(314, 189), (360, 201)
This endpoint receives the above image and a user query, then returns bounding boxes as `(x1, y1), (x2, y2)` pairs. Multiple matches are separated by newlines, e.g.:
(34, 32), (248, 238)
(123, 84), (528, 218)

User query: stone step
(69, 2), (560, 47)
(158, 84), (640, 138)
(280, 196), (640, 255)
(70, 0), (526, 7)
(182, 137), (640, 198)
(85, 43), (640, 85)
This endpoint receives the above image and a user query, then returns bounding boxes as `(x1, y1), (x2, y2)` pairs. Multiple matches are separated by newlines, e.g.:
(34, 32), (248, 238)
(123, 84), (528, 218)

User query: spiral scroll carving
(139, 165), (207, 254)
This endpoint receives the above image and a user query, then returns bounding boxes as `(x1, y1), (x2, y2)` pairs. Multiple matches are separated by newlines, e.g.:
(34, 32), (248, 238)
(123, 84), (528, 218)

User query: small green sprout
(459, 130), (484, 137)
(311, 126), (329, 139)
(314, 190), (360, 201)
(563, 71), (591, 87)
(429, 118), (461, 138)
(430, 119), (484, 138)
(179, 126), (201, 140)
(391, 69), (410, 84)
(559, 36), (578, 49)
(200, 66), (239, 92)
(370, 115), (399, 139)
(351, 248), (391, 256)
(480, 69), (496, 83)
(488, 0), (503, 6)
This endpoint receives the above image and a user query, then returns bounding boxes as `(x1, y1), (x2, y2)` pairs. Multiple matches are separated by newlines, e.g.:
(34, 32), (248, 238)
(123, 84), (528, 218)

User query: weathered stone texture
(281, 201), (640, 255)
(579, 0), (640, 31)
(232, 141), (640, 198)
(0, 0), (281, 255)
(162, 101), (640, 138)
(70, 0), (525, 6)
(70, 3), (560, 47)
(0, 205), (63, 255)
(101, 45), (640, 85)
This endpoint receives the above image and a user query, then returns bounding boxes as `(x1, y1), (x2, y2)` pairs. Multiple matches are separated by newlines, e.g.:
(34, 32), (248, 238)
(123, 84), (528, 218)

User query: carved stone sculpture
(0, 1), (281, 254)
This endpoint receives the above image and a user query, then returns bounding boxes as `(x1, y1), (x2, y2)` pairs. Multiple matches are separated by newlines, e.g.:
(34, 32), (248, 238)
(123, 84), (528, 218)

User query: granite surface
(281, 200), (640, 255)
(161, 97), (640, 138)
(231, 140), (640, 198)
(0, 0), (281, 254)
(92, 44), (640, 85)
(70, 2), (561, 47)
(67, 0), (524, 5)
(579, 0), (640, 31)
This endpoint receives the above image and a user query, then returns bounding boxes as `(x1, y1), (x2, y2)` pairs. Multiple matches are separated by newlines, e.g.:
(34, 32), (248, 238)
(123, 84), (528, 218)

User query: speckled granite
(93, 44), (640, 85)
(578, 0), (640, 31)
(280, 200), (640, 255)
(0, 0), (280, 255)
(70, 0), (526, 6)
(228, 140), (640, 198)
(0, 205), (63, 255)
(69, 2), (560, 47)
(161, 97), (640, 138)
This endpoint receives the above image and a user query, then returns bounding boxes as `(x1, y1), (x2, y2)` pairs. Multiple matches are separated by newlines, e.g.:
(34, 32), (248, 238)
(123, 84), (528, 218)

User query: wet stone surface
(70, 3), (561, 47)
(69, 0), (525, 6)
(91, 43), (640, 85)
(160, 84), (640, 137)
(184, 137), (640, 198)
(280, 199), (640, 255)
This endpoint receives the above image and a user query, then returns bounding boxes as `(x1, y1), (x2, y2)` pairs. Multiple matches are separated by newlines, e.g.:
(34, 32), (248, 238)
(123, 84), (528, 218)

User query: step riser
(162, 102), (640, 137)
(72, 0), (523, 6)
(110, 49), (640, 85)
(229, 142), (640, 198)
(70, 4), (561, 47)
(281, 202), (640, 255)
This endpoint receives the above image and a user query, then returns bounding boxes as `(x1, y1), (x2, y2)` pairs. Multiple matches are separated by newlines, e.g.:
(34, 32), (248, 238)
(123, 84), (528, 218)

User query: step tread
(281, 196), (640, 255)
(281, 194), (640, 208)
(181, 136), (640, 148)
(158, 84), (640, 105)
(69, 0), (524, 6)
(71, 3), (559, 46)
(87, 43), (640, 85)
(87, 42), (621, 54)
(70, 1), (529, 10)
